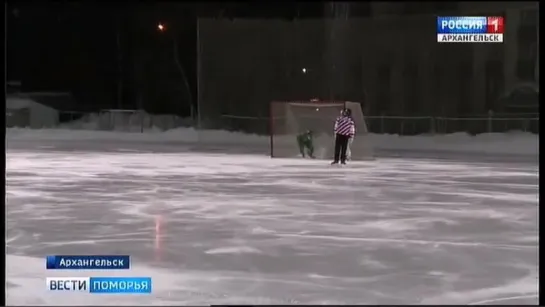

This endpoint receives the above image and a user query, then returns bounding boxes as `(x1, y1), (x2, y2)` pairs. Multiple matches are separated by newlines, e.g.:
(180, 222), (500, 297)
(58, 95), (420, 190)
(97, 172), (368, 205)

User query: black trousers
(333, 134), (350, 163)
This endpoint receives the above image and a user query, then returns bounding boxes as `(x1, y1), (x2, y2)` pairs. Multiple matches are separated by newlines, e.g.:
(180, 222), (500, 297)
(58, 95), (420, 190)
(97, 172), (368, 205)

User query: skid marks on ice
(6, 151), (539, 305)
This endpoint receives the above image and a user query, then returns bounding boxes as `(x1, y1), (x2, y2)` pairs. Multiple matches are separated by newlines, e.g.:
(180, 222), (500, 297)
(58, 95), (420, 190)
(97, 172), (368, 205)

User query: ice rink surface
(6, 141), (539, 305)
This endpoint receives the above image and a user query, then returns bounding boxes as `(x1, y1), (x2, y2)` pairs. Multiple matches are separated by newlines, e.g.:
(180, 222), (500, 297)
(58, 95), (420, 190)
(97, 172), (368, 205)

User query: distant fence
(57, 111), (192, 132)
(218, 114), (539, 135)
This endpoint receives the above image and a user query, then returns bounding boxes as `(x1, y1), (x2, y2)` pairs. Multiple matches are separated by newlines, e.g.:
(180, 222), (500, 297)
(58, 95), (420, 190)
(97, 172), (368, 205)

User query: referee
(331, 108), (355, 165)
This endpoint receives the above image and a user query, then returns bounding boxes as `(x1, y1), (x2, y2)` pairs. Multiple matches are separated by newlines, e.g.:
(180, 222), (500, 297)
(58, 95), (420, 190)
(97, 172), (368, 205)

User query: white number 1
(490, 19), (499, 31)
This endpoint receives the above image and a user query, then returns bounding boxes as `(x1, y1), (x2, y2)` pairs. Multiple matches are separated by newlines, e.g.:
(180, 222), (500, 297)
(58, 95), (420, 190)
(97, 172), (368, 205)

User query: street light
(154, 22), (194, 122)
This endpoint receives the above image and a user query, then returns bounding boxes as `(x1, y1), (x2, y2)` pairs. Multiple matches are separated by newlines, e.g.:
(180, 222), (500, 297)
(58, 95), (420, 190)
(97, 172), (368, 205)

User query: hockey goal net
(270, 100), (374, 160)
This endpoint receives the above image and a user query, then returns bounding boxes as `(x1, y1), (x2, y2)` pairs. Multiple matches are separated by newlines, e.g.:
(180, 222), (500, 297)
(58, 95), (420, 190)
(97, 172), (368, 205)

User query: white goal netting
(270, 101), (374, 160)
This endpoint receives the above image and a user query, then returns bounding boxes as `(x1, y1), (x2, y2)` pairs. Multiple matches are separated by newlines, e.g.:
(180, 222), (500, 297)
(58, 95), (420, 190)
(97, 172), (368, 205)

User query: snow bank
(6, 127), (538, 157)
(367, 132), (539, 156)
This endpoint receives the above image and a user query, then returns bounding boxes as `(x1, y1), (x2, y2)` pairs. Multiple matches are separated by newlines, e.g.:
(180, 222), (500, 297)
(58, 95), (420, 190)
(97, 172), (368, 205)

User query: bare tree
(172, 34), (194, 119)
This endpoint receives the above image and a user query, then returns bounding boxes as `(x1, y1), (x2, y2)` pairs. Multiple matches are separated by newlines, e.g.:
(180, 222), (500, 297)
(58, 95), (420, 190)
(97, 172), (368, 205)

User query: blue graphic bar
(437, 16), (487, 34)
(89, 277), (152, 294)
(46, 255), (130, 270)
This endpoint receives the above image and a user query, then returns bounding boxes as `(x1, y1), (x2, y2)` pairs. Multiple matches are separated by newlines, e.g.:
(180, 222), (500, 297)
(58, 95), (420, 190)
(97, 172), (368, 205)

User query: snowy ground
(6, 135), (539, 305)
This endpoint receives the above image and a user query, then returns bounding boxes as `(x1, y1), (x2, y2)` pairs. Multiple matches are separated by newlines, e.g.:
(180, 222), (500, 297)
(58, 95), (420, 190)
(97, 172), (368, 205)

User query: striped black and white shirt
(334, 116), (356, 137)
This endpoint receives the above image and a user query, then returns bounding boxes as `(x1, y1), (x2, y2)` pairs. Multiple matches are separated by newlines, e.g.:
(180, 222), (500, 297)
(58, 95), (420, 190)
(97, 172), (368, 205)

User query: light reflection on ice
(6, 150), (539, 305)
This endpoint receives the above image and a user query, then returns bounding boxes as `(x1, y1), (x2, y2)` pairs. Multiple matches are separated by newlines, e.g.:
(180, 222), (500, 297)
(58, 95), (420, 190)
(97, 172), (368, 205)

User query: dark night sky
(6, 2), (331, 87)
(10, 2), (467, 113)
(7, 2), (341, 112)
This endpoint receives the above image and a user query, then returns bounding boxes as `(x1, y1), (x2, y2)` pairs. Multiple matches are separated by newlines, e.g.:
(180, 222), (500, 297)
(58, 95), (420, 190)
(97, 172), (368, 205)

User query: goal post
(270, 100), (374, 160)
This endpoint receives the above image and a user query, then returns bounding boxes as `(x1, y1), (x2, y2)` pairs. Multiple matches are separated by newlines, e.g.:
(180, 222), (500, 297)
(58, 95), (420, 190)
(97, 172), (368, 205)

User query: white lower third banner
(437, 33), (504, 43)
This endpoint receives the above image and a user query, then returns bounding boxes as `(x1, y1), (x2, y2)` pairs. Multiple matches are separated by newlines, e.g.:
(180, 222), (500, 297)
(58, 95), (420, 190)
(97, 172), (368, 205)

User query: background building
(6, 95), (60, 128)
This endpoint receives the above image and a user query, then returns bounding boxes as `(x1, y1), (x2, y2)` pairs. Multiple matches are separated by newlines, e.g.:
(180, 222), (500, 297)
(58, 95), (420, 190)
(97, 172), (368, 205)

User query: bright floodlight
(302, 68), (307, 73)
(157, 23), (165, 31)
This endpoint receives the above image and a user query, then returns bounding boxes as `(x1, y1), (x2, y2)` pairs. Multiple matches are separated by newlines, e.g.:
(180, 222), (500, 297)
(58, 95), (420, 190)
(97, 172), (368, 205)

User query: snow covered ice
(6, 133), (539, 305)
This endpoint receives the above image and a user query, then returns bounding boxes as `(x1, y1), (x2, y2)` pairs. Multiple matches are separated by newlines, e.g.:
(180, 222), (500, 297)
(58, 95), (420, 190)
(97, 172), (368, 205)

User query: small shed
(6, 96), (59, 128)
